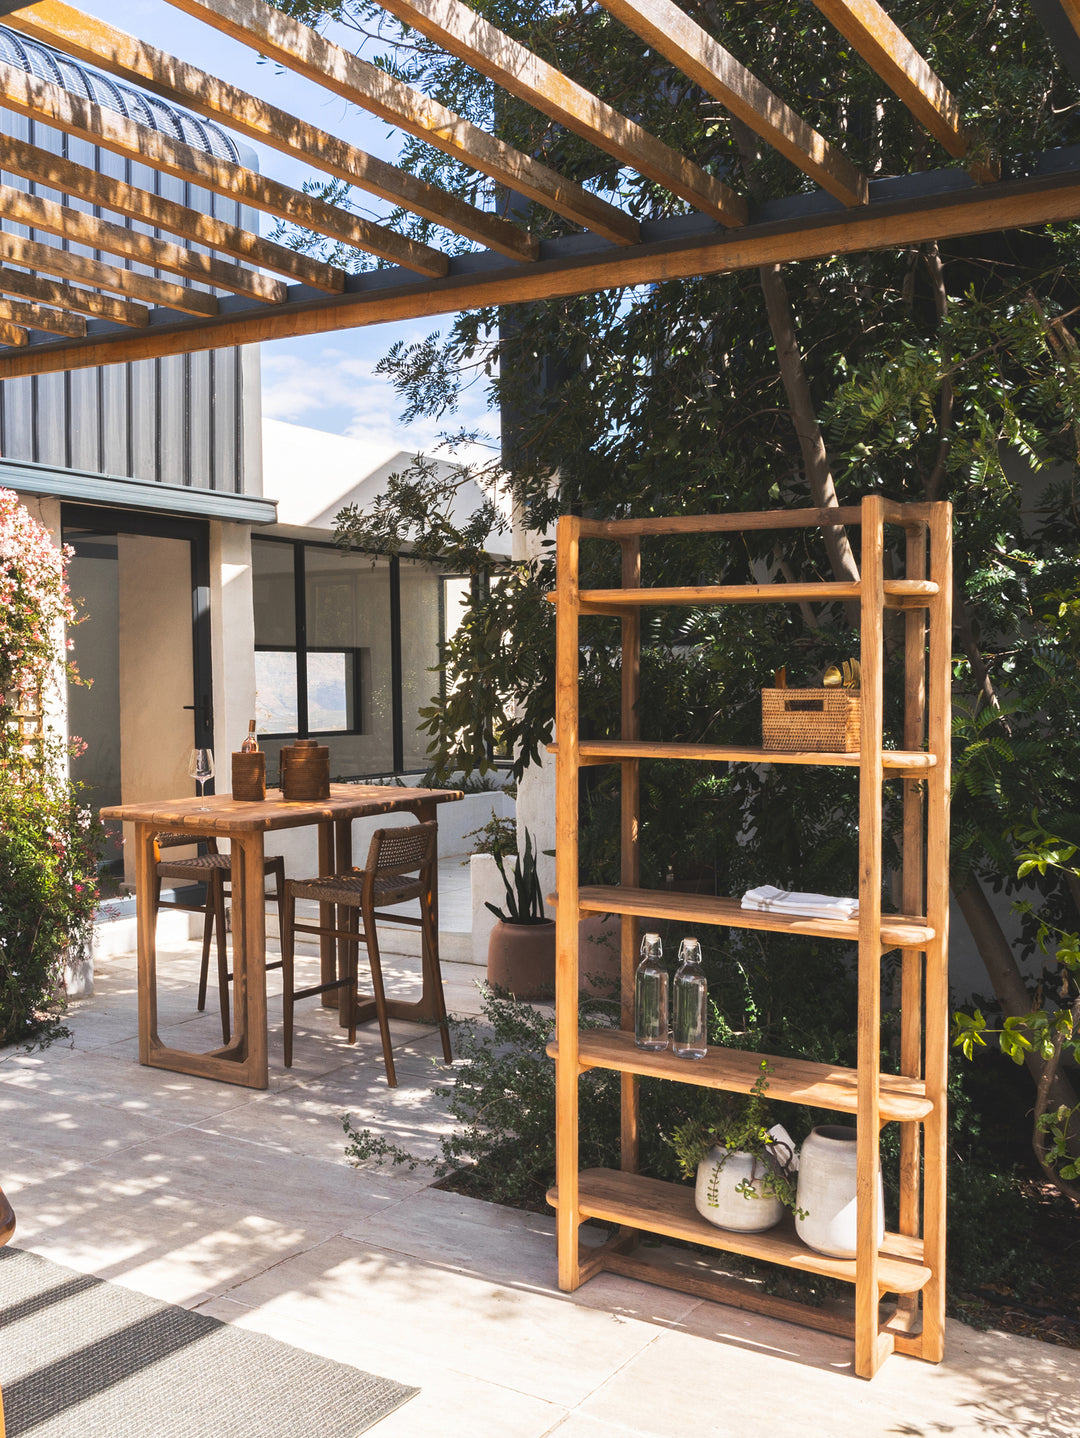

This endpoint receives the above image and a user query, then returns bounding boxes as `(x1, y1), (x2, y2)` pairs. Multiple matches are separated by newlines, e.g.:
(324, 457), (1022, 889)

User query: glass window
(251, 536), (474, 779)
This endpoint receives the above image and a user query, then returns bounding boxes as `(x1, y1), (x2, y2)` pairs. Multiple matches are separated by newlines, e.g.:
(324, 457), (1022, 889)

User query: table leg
(230, 829), (269, 1087)
(415, 799), (440, 1023)
(334, 817), (353, 1027)
(134, 823), (160, 1064)
(318, 820), (337, 1009)
(138, 825), (267, 1090)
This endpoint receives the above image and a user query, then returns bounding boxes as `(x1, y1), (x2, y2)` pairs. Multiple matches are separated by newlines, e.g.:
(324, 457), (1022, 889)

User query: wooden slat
(597, 0), (867, 205)
(0, 293), (84, 337)
(555, 515), (583, 1291)
(582, 506), (865, 535)
(921, 502), (953, 1365)
(619, 537), (642, 1174)
(547, 1029), (934, 1121)
(0, 318), (28, 347)
(4, 0), (538, 263)
(552, 884), (933, 950)
(5, 166), (1080, 376)
(569, 740), (934, 769)
(0, 231), (218, 317)
(164, 0), (640, 245)
(809, 0), (967, 157)
(856, 494), (887, 1378)
(0, 133), (340, 292)
(0, 184), (284, 304)
(375, 0), (746, 226)
(0, 59), (449, 279)
(565, 579), (936, 607)
(0, 263), (148, 327)
(556, 1169), (932, 1293)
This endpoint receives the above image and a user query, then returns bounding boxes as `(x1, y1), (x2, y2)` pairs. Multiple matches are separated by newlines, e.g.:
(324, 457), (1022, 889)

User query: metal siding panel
(187, 348), (212, 489)
(156, 169), (187, 486)
(100, 362), (129, 475)
(3, 377), (34, 459)
(212, 348), (238, 494)
(34, 373), (68, 467)
(68, 365), (101, 472)
(130, 357), (156, 481)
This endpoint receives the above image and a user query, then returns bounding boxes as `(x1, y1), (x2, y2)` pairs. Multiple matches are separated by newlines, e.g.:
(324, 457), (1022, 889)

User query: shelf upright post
(897, 514), (928, 1330)
(619, 536), (642, 1176)
(921, 502), (953, 1361)
(856, 494), (890, 1378)
(555, 514), (584, 1291)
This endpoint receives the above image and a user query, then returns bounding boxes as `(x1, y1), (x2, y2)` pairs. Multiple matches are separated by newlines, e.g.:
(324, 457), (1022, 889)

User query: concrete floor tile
(193, 1295), (567, 1438)
(217, 1233), (664, 1408)
(0, 1074), (181, 1166)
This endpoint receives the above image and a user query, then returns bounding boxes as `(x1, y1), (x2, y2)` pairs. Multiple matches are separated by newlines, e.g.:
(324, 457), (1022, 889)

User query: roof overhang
(1, 456), (279, 524)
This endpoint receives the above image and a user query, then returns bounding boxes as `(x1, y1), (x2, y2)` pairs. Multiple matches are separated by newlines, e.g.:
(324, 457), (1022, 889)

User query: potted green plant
(485, 829), (556, 999)
(665, 1063), (801, 1233)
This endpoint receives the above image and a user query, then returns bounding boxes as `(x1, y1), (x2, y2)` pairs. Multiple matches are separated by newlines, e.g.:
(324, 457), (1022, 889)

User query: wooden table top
(100, 783), (464, 834)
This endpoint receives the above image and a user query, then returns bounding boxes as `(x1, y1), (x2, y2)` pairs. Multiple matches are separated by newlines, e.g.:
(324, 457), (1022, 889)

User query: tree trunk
(758, 262), (860, 587)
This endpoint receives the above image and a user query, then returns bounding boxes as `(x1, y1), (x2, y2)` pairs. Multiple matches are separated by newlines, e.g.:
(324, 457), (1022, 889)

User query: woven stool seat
(281, 822), (451, 1084)
(288, 871), (422, 908)
(156, 852), (233, 877)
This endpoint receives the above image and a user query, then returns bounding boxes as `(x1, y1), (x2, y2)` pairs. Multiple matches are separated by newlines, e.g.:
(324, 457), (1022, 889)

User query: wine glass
(188, 747), (215, 809)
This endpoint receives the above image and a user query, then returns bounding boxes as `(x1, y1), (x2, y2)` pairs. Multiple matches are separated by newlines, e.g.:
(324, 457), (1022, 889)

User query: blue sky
(87, 0), (496, 456)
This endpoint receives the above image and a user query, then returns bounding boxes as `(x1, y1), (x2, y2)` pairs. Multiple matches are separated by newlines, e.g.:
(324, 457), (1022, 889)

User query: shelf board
(548, 886), (933, 950)
(550, 1169), (931, 1295)
(546, 579), (938, 611)
(551, 740), (935, 771)
(547, 1029), (932, 1122)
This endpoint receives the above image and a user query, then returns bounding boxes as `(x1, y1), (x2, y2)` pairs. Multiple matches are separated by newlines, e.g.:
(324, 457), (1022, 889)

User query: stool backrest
(363, 822), (437, 884)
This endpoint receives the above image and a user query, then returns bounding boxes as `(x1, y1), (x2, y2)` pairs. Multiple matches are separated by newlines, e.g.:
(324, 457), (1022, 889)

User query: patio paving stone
(0, 927), (1075, 1437)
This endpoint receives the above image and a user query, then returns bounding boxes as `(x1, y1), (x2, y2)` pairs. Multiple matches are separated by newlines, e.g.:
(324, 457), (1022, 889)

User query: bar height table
(101, 784), (463, 1089)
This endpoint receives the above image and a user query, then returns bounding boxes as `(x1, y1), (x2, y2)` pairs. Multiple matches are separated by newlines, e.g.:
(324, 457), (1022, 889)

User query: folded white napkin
(741, 884), (859, 920)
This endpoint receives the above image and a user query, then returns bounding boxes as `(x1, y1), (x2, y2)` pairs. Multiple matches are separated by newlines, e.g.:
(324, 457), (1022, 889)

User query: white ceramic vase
(795, 1124), (884, 1258)
(694, 1146), (784, 1232)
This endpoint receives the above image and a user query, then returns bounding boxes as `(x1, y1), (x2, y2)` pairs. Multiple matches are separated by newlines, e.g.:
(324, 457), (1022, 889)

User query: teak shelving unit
(546, 496), (952, 1380)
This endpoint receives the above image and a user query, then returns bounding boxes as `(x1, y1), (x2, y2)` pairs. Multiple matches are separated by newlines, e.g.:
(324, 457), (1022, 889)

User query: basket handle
(785, 699), (824, 712)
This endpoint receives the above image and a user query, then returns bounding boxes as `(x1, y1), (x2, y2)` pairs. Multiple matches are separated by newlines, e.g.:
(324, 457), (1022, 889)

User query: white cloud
(260, 327), (496, 466)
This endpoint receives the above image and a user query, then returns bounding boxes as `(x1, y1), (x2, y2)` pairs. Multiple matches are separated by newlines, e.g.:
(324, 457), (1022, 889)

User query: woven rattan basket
(761, 687), (861, 753)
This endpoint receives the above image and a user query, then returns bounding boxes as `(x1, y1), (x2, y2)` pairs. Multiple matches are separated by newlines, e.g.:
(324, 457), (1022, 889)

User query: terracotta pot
(487, 918), (556, 1000)
(578, 913), (621, 997)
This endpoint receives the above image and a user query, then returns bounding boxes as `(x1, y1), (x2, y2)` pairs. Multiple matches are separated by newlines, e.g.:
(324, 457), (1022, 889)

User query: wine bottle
(240, 719), (259, 754)
(672, 937), (708, 1059)
(634, 931), (669, 1051)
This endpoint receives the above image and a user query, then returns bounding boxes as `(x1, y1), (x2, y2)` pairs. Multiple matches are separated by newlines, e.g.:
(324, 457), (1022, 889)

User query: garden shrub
(0, 488), (100, 1046)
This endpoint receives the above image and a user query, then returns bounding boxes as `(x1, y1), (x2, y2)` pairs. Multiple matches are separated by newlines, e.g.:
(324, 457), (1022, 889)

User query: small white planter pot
(694, 1146), (784, 1232)
(795, 1124), (884, 1258)
(63, 934), (94, 999)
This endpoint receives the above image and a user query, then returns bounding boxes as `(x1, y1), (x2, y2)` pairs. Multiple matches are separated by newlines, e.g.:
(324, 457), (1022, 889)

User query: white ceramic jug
(795, 1124), (884, 1258)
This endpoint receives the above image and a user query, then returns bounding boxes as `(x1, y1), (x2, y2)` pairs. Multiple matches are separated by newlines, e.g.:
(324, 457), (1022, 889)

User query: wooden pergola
(0, 0), (1076, 378)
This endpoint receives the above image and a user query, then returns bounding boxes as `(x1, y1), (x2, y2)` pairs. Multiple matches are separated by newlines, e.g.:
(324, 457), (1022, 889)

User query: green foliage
(664, 1060), (803, 1215)
(485, 828), (546, 924)
(463, 809), (517, 858)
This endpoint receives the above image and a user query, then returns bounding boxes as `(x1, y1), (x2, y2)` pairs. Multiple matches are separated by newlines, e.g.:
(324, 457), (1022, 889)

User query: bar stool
(153, 834), (286, 1043)
(281, 821), (452, 1085)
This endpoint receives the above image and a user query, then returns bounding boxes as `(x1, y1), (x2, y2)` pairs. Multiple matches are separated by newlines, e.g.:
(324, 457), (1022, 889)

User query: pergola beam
(0, 319), (28, 348)
(809, 0), (967, 156)
(0, 184), (286, 303)
(0, 60), (449, 278)
(0, 265), (149, 327)
(162, 0), (641, 244)
(2, 162), (1078, 375)
(0, 232), (219, 317)
(0, 293), (84, 336)
(373, 0), (747, 225)
(1, 1), (538, 262)
(595, 0), (868, 206)
(0, 132), (343, 292)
